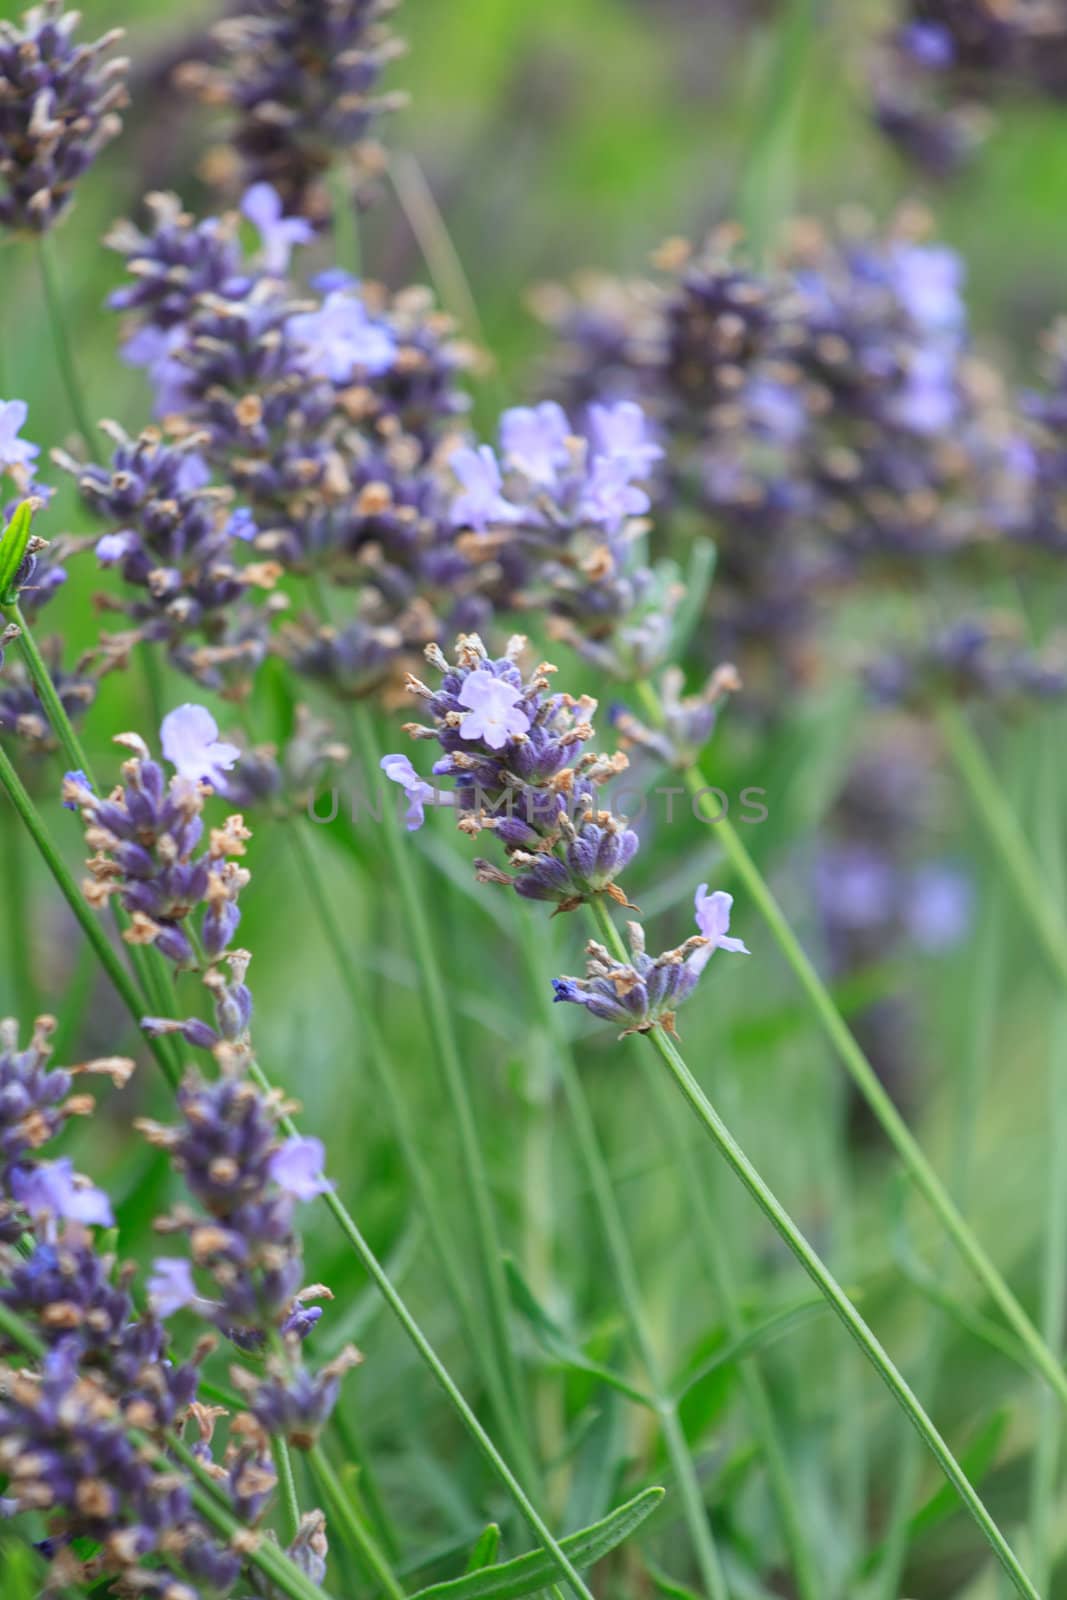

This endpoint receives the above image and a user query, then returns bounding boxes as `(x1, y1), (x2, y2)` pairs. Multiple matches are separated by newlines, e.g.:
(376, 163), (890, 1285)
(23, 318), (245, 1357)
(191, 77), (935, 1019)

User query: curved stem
(307, 1442), (406, 1600)
(349, 705), (534, 1469)
(514, 908), (730, 1600)
(586, 897), (1039, 1599)
(37, 235), (97, 457)
(631, 676), (1067, 1413)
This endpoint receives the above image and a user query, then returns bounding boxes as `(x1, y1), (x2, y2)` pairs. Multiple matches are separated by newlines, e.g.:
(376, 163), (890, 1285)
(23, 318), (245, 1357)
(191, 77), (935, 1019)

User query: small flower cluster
(177, 0), (406, 219)
(0, 1), (128, 233)
(445, 399), (672, 674)
(59, 426), (283, 694)
(871, 1), (1067, 176)
(0, 631), (96, 754)
(0, 1017), (277, 1596)
(552, 886), (748, 1038)
(106, 188), (493, 701)
(64, 704), (249, 971)
(383, 633), (641, 911)
(536, 217), (1028, 704)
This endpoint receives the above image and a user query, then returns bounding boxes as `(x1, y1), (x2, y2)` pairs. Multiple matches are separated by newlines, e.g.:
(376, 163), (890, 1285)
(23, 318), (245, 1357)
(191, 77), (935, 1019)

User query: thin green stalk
(37, 235), (97, 456)
(737, 0), (818, 262)
(638, 1057), (823, 1600)
(1028, 735), (1067, 1589)
(331, 1403), (401, 1562)
(307, 1442), (406, 1600)
(876, 893), (1002, 1600)
(0, 738), (180, 1090)
(349, 704), (534, 1463)
(8, 810), (36, 1018)
(513, 909), (730, 1600)
(272, 1432), (302, 1547)
(242, 1054), (596, 1600)
(0, 1300), (331, 1600)
(631, 677), (1067, 1413)
(938, 702), (1067, 994)
(388, 153), (487, 348)
(587, 895), (1040, 1600)
(286, 816), (540, 1488)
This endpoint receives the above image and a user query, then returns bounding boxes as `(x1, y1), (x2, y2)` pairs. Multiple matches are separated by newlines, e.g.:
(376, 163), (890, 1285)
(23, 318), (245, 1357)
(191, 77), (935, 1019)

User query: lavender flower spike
(161, 702), (241, 790)
(552, 920), (714, 1038)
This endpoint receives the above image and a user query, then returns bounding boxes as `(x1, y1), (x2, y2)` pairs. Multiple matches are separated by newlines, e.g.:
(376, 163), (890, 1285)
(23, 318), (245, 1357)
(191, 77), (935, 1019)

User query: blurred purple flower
(288, 291), (396, 380)
(0, 400), (39, 473)
(160, 703), (240, 789)
(148, 1256), (199, 1318)
(268, 1136), (331, 1200)
(588, 400), (664, 472)
(448, 444), (524, 531)
(11, 1158), (113, 1228)
(500, 402), (571, 484)
(241, 182), (315, 273)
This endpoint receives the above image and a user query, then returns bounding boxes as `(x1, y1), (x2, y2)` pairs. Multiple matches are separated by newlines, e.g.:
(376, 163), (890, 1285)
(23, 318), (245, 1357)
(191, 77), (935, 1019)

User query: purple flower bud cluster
(0, 631), (96, 753)
(0, 1020), (278, 1597)
(60, 426), (282, 694)
(177, 0), (405, 218)
(383, 633), (643, 912)
(871, 2), (1067, 176)
(0, 1), (128, 233)
(222, 704), (350, 813)
(535, 219), (1023, 703)
(866, 615), (1067, 711)
(63, 709), (250, 972)
(552, 886), (748, 1038)
(444, 399), (674, 673)
(611, 663), (742, 771)
(105, 190), (495, 701)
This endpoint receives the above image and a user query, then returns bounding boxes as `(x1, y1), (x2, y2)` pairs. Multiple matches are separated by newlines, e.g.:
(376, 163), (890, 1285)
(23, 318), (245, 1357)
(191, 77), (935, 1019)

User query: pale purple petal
(268, 1136), (332, 1201)
(457, 669), (530, 749)
(11, 1159), (113, 1228)
(148, 1257), (199, 1318)
(694, 884), (750, 957)
(500, 402), (571, 485)
(160, 703), (241, 789)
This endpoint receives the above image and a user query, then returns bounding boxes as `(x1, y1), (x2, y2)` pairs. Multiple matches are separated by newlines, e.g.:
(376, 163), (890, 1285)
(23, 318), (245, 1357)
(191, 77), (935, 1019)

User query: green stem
(513, 908), (730, 1600)
(286, 816), (538, 1487)
(272, 1432), (302, 1547)
(737, 0), (818, 262)
(243, 1055), (595, 1600)
(350, 704), (534, 1467)
(0, 1301), (330, 1600)
(938, 702), (1067, 993)
(586, 897), (1039, 1600)
(331, 1403), (400, 1561)
(0, 738), (180, 1090)
(1028, 735), (1067, 1589)
(37, 235), (97, 456)
(638, 1056), (822, 1600)
(8, 810), (36, 1019)
(631, 677), (1067, 1414)
(307, 1442), (406, 1600)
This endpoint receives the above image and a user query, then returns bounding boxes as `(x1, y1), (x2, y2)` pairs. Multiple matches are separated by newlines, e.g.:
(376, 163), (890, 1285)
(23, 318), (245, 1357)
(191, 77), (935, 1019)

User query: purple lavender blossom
(380, 752), (453, 831)
(0, 2), (128, 232)
(287, 290), (397, 381)
(10, 1157), (113, 1228)
(448, 444), (524, 532)
(500, 402), (572, 484)
(691, 885), (750, 969)
(146, 1256), (199, 1318)
(457, 668), (531, 750)
(160, 703), (241, 790)
(268, 1136), (332, 1200)
(241, 181), (315, 273)
(587, 400), (664, 472)
(0, 399), (39, 474)
(552, 917), (719, 1038)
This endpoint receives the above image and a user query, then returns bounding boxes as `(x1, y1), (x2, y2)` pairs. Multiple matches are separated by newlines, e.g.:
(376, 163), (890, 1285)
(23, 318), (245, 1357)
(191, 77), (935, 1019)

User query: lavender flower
(388, 633), (640, 912)
(0, 399), (39, 475)
(160, 703), (241, 791)
(241, 180), (314, 272)
(177, 0), (406, 217)
(287, 286), (397, 379)
(64, 714), (251, 971)
(552, 906), (739, 1039)
(0, 1), (128, 232)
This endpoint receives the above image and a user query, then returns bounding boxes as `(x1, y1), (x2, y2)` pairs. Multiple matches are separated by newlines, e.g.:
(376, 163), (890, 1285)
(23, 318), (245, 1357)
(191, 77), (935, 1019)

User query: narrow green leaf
(0, 502), (33, 603)
(504, 1256), (655, 1409)
(409, 1486), (664, 1600)
(465, 1525), (501, 1573)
